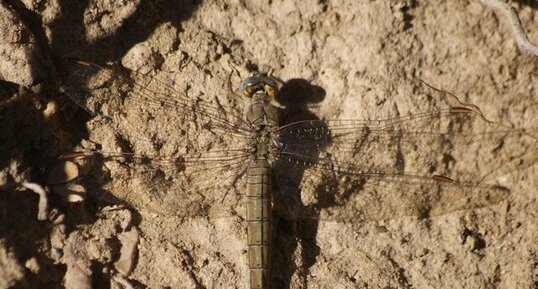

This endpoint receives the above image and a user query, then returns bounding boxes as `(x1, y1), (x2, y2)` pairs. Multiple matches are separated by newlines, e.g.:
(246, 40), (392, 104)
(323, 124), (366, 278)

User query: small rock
(63, 233), (92, 289)
(46, 161), (80, 185)
(24, 257), (40, 273)
(114, 229), (140, 276)
(53, 184), (86, 203)
(465, 234), (486, 251)
(0, 4), (45, 86)
(42, 101), (58, 119)
(0, 240), (25, 288)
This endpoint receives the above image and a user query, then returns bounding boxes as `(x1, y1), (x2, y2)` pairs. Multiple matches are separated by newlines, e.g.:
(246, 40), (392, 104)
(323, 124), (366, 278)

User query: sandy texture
(1, 1), (537, 288)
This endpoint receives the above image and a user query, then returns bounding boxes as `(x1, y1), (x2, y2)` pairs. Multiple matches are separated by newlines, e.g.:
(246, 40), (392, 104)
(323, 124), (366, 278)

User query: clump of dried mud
(1, 1), (537, 289)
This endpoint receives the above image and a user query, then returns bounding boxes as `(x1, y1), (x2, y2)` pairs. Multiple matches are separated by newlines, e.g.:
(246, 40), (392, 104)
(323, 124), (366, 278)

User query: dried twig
(480, 0), (538, 56)
(20, 182), (49, 221)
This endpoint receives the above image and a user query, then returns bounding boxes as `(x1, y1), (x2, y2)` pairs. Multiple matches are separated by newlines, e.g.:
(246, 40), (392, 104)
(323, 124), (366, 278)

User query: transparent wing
(277, 106), (537, 179)
(278, 107), (509, 157)
(58, 58), (255, 219)
(273, 106), (535, 223)
(62, 149), (251, 219)
(273, 157), (510, 223)
(59, 58), (251, 139)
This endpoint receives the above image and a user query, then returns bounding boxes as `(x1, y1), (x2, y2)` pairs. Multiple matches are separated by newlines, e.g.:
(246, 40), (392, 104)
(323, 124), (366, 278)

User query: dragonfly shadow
(275, 78), (326, 125)
(271, 78), (331, 289)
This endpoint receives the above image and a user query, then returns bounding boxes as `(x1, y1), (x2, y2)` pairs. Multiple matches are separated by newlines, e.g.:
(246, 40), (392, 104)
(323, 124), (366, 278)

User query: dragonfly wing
(273, 157), (510, 223)
(278, 108), (503, 155)
(278, 107), (536, 184)
(59, 58), (250, 142)
(273, 107), (523, 223)
(58, 58), (254, 219)
(62, 150), (251, 219)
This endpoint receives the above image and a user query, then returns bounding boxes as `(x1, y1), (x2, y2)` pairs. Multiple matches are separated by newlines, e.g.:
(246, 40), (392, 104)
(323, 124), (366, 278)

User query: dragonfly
(57, 58), (520, 289)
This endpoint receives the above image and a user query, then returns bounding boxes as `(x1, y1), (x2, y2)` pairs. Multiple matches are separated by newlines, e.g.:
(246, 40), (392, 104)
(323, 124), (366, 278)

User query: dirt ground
(1, 0), (537, 288)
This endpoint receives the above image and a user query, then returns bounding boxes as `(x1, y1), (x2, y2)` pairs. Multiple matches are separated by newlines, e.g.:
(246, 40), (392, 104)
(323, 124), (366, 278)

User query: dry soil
(0, 1), (537, 289)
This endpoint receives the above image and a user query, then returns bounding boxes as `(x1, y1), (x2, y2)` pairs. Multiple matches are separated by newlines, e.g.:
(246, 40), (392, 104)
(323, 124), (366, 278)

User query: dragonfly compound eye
(264, 84), (278, 97)
(243, 85), (258, 98)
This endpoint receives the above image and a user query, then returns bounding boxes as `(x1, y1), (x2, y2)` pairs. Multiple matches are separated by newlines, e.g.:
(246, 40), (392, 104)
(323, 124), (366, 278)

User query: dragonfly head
(240, 73), (279, 101)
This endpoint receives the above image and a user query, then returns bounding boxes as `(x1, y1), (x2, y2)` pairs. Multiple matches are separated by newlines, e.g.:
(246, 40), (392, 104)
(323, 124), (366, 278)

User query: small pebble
(24, 257), (40, 273)
(42, 101), (58, 119)
(46, 161), (79, 185)
(52, 184), (86, 203)
(114, 229), (140, 276)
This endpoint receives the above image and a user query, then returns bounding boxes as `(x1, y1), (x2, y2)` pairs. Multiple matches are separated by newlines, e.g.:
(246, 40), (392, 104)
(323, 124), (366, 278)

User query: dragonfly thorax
(249, 132), (280, 163)
(244, 101), (279, 127)
(244, 98), (280, 163)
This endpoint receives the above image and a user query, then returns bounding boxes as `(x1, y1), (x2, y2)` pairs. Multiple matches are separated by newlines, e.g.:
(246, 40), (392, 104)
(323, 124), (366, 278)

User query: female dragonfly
(59, 58), (517, 289)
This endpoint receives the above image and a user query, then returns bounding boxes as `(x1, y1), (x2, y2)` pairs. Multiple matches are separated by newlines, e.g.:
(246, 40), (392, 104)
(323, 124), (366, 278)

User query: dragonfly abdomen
(246, 159), (272, 289)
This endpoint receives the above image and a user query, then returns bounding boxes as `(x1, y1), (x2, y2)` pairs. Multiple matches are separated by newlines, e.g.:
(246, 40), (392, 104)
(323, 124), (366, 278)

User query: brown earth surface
(1, 1), (537, 289)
